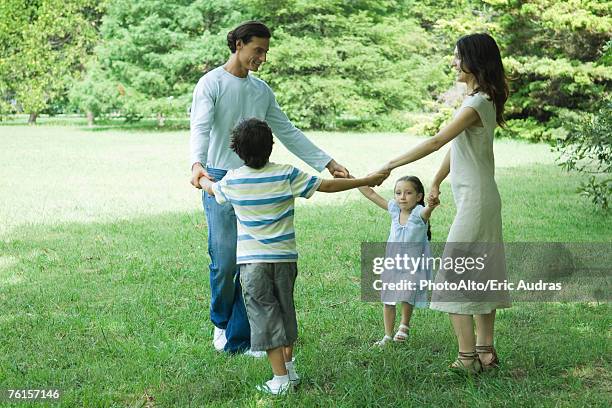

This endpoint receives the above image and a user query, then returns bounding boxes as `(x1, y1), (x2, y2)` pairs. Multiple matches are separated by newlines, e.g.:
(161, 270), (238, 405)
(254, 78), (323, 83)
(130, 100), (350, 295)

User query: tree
(403, 0), (611, 141)
(489, 0), (612, 141)
(77, 0), (242, 125)
(556, 99), (611, 210)
(239, 0), (450, 130)
(0, 0), (103, 123)
(67, 60), (122, 126)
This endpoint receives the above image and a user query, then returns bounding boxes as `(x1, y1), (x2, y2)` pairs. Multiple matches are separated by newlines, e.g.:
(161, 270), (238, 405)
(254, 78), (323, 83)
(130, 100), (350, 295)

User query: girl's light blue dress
(381, 201), (432, 308)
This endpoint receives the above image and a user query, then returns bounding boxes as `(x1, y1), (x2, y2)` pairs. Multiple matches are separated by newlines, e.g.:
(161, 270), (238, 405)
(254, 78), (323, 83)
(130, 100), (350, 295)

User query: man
(189, 20), (349, 355)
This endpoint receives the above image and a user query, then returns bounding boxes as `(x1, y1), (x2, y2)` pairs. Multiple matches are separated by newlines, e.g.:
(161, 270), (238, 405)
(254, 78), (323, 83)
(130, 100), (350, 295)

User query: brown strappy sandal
(475, 345), (499, 370)
(450, 351), (482, 375)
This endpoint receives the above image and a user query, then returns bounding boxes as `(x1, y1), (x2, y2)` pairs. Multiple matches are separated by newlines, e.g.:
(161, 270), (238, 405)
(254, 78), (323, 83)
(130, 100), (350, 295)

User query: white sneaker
(288, 372), (300, 386)
(256, 377), (292, 395)
(243, 348), (266, 358)
(213, 327), (226, 351)
(285, 359), (300, 385)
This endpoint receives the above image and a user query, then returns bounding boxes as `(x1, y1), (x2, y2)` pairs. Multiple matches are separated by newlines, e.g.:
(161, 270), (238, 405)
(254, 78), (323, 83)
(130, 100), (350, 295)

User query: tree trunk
(86, 111), (94, 127)
(157, 112), (165, 127)
(28, 112), (38, 125)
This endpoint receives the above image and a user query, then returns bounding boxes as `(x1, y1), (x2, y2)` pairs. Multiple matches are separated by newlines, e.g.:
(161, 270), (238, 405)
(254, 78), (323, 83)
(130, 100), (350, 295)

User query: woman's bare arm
(380, 108), (480, 172)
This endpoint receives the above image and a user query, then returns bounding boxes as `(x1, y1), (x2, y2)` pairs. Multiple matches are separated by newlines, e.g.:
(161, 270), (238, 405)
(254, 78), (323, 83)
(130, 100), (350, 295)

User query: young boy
(200, 118), (387, 395)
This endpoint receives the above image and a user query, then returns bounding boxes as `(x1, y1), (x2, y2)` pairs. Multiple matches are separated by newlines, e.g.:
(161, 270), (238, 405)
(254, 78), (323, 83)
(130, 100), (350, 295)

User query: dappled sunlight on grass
(0, 255), (18, 270)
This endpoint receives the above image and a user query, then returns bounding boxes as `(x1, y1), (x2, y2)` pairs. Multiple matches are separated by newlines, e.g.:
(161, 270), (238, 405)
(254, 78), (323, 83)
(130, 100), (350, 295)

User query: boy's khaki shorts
(240, 262), (298, 351)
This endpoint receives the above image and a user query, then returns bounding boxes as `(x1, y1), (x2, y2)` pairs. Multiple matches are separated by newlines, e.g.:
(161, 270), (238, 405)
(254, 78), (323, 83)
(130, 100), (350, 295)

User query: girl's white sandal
(393, 324), (409, 342)
(374, 335), (393, 347)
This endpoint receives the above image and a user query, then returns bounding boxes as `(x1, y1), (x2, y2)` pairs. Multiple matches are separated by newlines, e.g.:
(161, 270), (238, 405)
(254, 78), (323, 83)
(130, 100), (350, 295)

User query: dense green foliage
(71, 0), (242, 125)
(490, 0), (611, 141)
(403, 0), (611, 141)
(1, 0), (610, 135)
(0, 0), (103, 123)
(241, 0), (450, 130)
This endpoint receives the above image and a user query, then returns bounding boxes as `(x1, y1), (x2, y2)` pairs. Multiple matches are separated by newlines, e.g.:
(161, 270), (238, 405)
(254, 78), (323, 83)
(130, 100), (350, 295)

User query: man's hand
(190, 162), (214, 189)
(326, 159), (349, 178)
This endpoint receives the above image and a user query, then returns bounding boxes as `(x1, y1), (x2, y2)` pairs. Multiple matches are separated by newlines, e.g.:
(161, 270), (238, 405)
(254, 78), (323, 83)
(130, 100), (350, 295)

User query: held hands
(365, 163), (392, 187)
(427, 195), (440, 208)
(199, 177), (215, 196)
(375, 161), (393, 177)
(366, 170), (389, 187)
(427, 184), (440, 208)
(190, 163), (215, 189)
(326, 159), (350, 178)
(347, 171), (389, 187)
(428, 184), (440, 201)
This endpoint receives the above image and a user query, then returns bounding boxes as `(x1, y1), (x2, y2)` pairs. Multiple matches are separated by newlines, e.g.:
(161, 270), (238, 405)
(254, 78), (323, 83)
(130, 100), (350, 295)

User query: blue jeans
(203, 167), (251, 353)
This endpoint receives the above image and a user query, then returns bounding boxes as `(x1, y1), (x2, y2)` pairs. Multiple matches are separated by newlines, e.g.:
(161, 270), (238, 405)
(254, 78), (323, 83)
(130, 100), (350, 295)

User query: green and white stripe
(212, 162), (321, 264)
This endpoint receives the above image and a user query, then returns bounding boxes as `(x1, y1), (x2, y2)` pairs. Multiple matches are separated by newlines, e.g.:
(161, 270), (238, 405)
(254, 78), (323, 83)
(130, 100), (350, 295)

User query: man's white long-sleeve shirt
(190, 66), (332, 172)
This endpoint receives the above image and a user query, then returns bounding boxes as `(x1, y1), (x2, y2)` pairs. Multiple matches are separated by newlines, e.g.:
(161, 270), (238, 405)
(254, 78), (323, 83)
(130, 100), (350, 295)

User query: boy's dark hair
(227, 21), (271, 53)
(456, 33), (509, 127)
(230, 118), (274, 169)
(395, 176), (432, 241)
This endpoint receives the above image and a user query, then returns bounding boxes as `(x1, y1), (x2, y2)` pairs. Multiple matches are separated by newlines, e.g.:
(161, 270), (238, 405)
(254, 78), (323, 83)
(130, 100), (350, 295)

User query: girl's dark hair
(230, 118), (274, 169)
(456, 33), (509, 127)
(227, 21), (271, 53)
(395, 176), (431, 241)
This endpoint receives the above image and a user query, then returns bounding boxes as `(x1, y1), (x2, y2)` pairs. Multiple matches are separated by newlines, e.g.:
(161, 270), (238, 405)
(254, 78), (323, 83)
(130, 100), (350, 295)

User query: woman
(378, 33), (511, 373)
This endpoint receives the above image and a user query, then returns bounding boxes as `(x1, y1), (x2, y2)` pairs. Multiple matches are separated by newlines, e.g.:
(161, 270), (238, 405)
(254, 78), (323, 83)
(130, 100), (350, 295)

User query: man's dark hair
(230, 118), (274, 169)
(227, 21), (271, 53)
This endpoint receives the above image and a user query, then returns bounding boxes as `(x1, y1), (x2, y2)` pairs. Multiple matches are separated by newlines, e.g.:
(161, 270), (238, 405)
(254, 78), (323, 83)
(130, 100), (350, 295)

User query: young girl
(358, 176), (439, 346)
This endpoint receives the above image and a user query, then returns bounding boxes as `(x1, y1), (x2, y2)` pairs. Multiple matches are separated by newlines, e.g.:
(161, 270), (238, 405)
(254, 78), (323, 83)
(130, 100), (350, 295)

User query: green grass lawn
(0, 125), (610, 407)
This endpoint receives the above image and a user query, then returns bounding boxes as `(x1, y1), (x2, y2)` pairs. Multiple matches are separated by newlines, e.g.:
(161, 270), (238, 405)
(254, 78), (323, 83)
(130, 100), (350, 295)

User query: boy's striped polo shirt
(211, 162), (322, 264)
